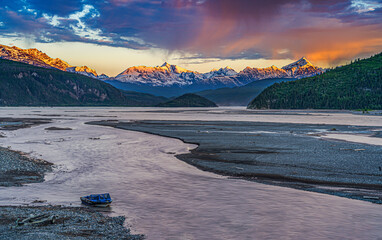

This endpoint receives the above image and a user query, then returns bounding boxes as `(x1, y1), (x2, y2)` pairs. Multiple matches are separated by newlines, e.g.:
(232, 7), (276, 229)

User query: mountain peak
(66, 66), (98, 77)
(282, 57), (313, 70)
(161, 62), (171, 68)
(298, 57), (312, 65)
(206, 67), (237, 77)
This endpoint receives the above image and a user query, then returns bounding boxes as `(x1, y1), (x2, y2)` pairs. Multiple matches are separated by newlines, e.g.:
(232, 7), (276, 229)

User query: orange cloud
(268, 25), (382, 66)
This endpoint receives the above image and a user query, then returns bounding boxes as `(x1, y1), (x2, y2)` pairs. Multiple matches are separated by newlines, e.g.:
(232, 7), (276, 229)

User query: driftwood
(11, 214), (57, 229)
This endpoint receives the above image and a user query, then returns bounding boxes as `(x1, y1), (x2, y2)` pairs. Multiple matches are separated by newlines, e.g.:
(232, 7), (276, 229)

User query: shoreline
(87, 120), (382, 204)
(0, 118), (53, 187)
(0, 146), (53, 187)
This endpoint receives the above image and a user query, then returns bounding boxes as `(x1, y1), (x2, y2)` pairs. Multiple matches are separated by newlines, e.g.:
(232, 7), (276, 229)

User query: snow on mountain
(238, 58), (323, 81)
(66, 66), (98, 78)
(97, 74), (110, 80)
(115, 63), (200, 86)
(282, 57), (312, 69)
(0, 44), (100, 79)
(112, 58), (322, 90)
(114, 63), (242, 87)
(281, 57), (323, 77)
(238, 65), (291, 80)
(202, 67), (238, 79)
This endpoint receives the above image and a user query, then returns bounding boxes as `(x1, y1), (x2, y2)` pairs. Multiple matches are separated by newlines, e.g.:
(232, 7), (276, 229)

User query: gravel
(0, 147), (52, 187)
(0, 206), (144, 240)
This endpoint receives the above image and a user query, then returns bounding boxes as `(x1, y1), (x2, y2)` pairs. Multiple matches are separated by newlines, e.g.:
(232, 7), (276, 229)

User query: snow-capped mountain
(97, 74), (110, 80)
(202, 67), (238, 78)
(0, 44), (104, 79)
(282, 57), (323, 77)
(108, 63), (243, 96)
(115, 62), (198, 86)
(114, 64), (241, 86)
(113, 58), (322, 86)
(66, 66), (98, 78)
(107, 58), (323, 96)
(238, 58), (323, 81)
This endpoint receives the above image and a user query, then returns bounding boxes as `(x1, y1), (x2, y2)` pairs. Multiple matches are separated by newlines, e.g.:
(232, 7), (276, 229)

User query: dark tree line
(248, 53), (382, 110)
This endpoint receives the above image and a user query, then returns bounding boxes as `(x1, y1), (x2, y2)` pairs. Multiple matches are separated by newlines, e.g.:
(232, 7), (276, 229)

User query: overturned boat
(80, 193), (112, 207)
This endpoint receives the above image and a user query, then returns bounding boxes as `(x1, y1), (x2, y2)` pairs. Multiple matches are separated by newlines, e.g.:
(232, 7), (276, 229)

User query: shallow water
(0, 107), (382, 239)
(0, 122), (22, 127)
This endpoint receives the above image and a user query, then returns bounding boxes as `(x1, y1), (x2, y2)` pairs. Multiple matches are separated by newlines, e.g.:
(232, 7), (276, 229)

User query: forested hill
(157, 93), (218, 107)
(0, 59), (129, 106)
(248, 53), (382, 110)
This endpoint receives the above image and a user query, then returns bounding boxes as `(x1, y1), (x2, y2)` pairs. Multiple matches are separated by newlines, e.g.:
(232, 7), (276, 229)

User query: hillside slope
(156, 94), (217, 107)
(248, 53), (382, 110)
(0, 44), (102, 78)
(0, 59), (130, 106)
(121, 91), (168, 106)
(196, 78), (296, 106)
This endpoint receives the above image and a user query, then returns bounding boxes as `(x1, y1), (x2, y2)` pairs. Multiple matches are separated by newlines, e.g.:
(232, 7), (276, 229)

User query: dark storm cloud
(27, 0), (83, 15)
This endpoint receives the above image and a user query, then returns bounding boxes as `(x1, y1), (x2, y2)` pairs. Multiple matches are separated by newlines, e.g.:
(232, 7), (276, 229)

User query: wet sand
(89, 120), (382, 203)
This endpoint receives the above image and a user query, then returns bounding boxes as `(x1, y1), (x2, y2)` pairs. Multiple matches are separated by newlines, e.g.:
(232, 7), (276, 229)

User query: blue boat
(80, 193), (112, 207)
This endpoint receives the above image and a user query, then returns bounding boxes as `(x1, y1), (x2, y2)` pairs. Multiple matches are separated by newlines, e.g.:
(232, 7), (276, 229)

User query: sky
(0, 0), (382, 76)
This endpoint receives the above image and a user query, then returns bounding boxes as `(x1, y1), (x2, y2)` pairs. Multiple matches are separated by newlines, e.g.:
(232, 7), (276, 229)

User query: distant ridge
(248, 53), (382, 110)
(195, 78), (296, 106)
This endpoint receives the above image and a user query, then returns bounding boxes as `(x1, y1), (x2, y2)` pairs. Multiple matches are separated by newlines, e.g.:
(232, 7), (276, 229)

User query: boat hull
(80, 197), (112, 207)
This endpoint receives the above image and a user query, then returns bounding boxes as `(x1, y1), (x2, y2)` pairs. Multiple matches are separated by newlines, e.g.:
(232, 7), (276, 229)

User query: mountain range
(106, 58), (323, 97)
(0, 44), (323, 98)
(0, 44), (104, 79)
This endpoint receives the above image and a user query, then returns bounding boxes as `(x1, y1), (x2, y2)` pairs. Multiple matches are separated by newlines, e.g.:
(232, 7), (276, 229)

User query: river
(0, 107), (381, 239)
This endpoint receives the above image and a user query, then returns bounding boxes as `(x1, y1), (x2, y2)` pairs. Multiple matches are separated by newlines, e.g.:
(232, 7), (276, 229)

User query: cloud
(0, 0), (381, 65)
(25, 0), (83, 15)
(168, 0), (382, 64)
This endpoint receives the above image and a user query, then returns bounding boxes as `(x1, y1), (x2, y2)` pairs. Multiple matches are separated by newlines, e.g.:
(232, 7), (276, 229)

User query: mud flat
(0, 118), (51, 131)
(0, 206), (143, 240)
(89, 120), (382, 203)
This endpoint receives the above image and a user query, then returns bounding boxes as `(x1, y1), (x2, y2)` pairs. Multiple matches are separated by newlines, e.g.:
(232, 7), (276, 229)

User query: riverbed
(0, 107), (381, 239)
